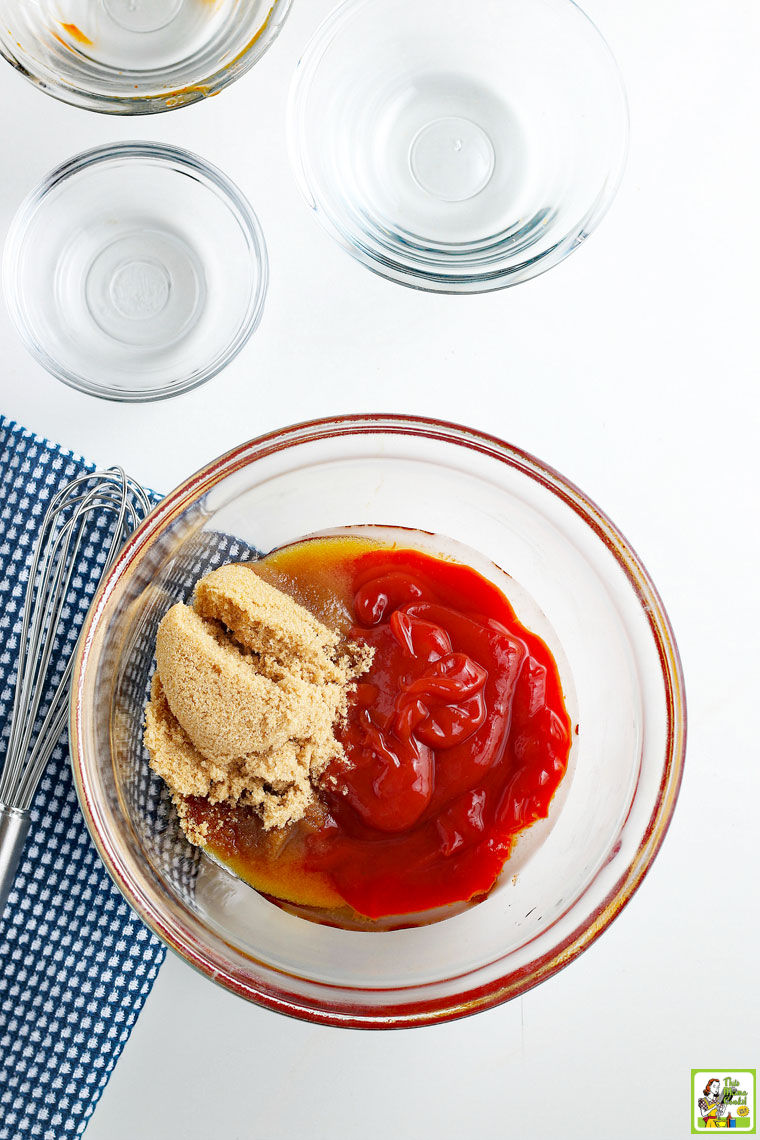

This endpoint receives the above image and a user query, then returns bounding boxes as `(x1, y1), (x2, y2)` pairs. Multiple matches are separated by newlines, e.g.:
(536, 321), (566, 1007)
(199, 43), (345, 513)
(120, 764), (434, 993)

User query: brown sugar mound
(155, 603), (315, 760)
(194, 563), (342, 683)
(144, 563), (373, 834)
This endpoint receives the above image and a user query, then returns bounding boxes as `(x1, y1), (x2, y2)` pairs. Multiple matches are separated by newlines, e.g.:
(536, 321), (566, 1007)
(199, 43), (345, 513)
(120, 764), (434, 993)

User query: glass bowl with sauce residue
(288, 0), (628, 293)
(0, 0), (291, 115)
(2, 142), (268, 402)
(70, 415), (685, 1027)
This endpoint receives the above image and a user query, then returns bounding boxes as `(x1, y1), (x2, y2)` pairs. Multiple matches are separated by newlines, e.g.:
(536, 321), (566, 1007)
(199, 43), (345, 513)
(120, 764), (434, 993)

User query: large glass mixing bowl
(70, 416), (685, 1027)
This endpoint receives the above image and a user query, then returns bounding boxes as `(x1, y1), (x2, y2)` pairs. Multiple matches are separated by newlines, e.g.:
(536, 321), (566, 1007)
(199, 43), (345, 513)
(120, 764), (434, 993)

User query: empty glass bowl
(70, 416), (685, 1026)
(289, 0), (629, 292)
(0, 0), (291, 114)
(2, 142), (268, 402)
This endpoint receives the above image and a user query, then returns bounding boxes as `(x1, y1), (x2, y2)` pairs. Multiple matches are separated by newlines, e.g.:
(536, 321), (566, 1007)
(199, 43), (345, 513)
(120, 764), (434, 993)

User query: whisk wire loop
(0, 468), (151, 819)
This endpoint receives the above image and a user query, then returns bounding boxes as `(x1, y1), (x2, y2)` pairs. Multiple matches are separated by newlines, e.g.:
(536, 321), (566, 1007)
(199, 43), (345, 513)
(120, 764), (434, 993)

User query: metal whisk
(0, 467), (152, 913)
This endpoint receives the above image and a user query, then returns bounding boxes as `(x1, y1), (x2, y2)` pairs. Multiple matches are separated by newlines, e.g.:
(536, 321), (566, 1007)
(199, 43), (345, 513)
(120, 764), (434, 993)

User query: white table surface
(1, 1), (758, 1137)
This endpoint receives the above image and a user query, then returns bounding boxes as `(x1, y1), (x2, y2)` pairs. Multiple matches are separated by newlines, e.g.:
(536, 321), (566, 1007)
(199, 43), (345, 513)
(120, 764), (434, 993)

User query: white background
(0, 1), (758, 1137)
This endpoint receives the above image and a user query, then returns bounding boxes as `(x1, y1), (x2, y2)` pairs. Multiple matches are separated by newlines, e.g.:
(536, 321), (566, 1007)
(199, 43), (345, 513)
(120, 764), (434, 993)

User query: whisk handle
(0, 805), (31, 917)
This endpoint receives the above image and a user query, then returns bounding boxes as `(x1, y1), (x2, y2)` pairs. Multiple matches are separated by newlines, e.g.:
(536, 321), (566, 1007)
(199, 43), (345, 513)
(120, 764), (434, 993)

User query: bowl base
(83, 230), (205, 350)
(102, 0), (183, 34)
(409, 116), (496, 203)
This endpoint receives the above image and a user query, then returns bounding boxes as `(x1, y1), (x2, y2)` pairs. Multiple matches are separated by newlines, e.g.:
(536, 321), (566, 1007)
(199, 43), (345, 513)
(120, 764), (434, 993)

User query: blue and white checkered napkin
(0, 417), (166, 1139)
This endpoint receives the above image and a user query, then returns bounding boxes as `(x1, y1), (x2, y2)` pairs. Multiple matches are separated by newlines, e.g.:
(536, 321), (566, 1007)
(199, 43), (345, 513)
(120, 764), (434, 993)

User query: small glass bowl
(289, 0), (629, 293)
(0, 0), (292, 115)
(2, 142), (268, 402)
(70, 416), (686, 1027)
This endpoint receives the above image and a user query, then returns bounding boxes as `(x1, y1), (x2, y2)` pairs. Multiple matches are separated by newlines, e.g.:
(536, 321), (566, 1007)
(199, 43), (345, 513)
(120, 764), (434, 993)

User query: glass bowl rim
(0, 0), (293, 116)
(1, 140), (269, 403)
(287, 0), (630, 294)
(69, 414), (686, 1026)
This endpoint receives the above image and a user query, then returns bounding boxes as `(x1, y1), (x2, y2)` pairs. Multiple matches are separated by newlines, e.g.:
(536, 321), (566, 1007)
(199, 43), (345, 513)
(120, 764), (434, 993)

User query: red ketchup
(306, 549), (572, 919)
